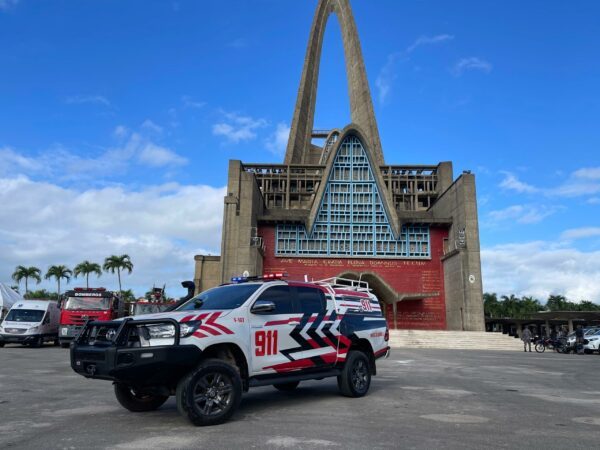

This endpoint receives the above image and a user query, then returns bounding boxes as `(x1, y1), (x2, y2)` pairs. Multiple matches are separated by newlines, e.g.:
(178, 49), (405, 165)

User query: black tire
(113, 383), (169, 412)
(29, 337), (42, 348)
(273, 381), (300, 392)
(178, 358), (242, 426)
(176, 372), (193, 417)
(60, 342), (70, 349)
(535, 343), (545, 353)
(337, 350), (371, 398)
(0, 342), (5, 348)
(53, 338), (60, 346)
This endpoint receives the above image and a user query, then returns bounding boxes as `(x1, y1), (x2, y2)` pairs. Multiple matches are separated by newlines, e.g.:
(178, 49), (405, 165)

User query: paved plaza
(0, 346), (598, 449)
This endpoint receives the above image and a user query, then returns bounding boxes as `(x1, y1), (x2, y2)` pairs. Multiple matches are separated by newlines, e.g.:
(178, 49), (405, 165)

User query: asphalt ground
(1, 345), (599, 449)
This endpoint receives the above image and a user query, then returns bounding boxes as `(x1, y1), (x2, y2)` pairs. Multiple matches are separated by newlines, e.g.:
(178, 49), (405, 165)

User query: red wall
(259, 226), (448, 330)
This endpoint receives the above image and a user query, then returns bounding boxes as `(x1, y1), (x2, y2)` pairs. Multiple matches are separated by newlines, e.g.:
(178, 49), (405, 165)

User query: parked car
(0, 300), (60, 347)
(583, 329), (600, 354)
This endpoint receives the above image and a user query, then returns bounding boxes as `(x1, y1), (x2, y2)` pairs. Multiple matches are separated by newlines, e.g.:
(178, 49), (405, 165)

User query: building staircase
(389, 330), (522, 351)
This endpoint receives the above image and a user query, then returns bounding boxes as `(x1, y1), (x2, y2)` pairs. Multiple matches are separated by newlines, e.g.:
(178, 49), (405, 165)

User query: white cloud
(0, 129), (188, 181)
(0, 176), (225, 297)
(140, 119), (163, 134)
(181, 95), (206, 109)
(0, 147), (45, 173)
(482, 241), (600, 301)
(406, 34), (454, 54)
(0, 0), (18, 11)
(452, 57), (492, 76)
(376, 34), (454, 104)
(212, 112), (268, 144)
(375, 53), (401, 105)
(499, 172), (539, 194)
(499, 168), (600, 198)
(587, 197), (600, 205)
(137, 142), (187, 167)
(265, 123), (290, 157)
(573, 167), (600, 180)
(561, 227), (600, 241)
(65, 95), (111, 107)
(487, 204), (561, 225)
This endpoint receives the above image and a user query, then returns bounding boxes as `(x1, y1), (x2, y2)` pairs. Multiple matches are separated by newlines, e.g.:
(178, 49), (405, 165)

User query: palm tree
(73, 261), (102, 288)
(11, 265), (42, 295)
(45, 265), (72, 298)
(103, 254), (133, 296)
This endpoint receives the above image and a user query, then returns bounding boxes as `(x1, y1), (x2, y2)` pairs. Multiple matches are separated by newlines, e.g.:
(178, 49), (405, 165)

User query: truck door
(249, 285), (299, 375)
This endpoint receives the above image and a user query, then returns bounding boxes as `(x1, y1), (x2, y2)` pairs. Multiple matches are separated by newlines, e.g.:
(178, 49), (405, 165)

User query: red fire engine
(58, 288), (123, 348)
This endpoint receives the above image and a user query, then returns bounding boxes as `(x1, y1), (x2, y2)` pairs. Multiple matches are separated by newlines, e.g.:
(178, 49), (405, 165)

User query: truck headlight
(180, 321), (201, 338)
(145, 324), (176, 339)
(29, 326), (39, 332)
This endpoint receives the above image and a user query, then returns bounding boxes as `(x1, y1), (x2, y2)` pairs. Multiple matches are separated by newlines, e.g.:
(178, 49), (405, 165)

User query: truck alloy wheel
(179, 358), (242, 426)
(338, 350), (371, 398)
(113, 384), (169, 412)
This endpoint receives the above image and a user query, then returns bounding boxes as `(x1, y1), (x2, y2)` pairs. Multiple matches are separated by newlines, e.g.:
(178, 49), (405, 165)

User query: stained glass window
(276, 136), (430, 258)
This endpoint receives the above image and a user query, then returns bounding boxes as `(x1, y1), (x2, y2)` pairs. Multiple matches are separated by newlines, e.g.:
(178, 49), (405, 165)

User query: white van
(0, 300), (60, 347)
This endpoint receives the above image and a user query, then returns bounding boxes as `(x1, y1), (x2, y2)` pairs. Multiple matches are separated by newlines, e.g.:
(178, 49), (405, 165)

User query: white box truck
(0, 300), (60, 347)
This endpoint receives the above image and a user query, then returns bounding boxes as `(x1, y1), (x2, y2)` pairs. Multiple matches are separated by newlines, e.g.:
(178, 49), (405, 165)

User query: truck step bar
(249, 369), (341, 388)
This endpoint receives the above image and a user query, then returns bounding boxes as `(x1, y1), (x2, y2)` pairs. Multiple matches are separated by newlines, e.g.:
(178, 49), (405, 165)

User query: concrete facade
(194, 0), (484, 331)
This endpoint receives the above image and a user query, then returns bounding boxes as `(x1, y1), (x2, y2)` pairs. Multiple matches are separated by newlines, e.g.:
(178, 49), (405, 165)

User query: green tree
(103, 254), (133, 297)
(483, 292), (501, 318)
(45, 265), (72, 298)
(11, 265), (41, 295)
(120, 289), (136, 303)
(74, 261), (102, 288)
(546, 294), (567, 311)
(577, 300), (600, 312)
(25, 289), (58, 300)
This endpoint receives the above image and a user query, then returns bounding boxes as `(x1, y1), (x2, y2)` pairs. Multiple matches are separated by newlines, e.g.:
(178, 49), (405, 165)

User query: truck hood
(124, 310), (234, 322)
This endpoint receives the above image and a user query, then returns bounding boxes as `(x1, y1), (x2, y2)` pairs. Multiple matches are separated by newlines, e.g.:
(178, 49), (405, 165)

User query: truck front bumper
(69, 318), (202, 388)
(0, 333), (39, 344)
(71, 344), (202, 386)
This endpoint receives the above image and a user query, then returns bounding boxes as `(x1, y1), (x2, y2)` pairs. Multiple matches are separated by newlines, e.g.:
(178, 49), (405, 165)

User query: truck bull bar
(74, 317), (182, 347)
(70, 318), (201, 386)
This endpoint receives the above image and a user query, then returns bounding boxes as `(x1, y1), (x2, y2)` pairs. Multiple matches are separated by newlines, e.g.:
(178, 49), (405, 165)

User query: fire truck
(59, 288), (123, 348)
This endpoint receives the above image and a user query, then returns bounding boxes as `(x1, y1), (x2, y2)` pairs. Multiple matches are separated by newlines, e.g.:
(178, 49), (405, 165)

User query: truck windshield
(176, 284), (261, 311)
(64, 296), (111, 311)
(5, 309), (45, 322)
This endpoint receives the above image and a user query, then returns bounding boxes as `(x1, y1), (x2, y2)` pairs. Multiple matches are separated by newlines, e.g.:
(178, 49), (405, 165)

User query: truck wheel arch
(348, 337), (376, 375)
(200, 343), (249, 389)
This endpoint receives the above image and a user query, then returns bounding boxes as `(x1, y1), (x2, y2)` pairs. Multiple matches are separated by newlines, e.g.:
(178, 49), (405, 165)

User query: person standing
(522, 327), (533, 352)
(575, 325), (585, 354)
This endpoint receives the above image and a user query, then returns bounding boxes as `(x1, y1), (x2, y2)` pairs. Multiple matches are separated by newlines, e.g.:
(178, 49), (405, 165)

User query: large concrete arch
(284, 0), (384, 166)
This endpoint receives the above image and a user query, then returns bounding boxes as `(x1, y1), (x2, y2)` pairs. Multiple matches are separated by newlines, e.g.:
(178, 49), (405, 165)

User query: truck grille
(71, 315), (102, 325)
(4, 328), (26, 334)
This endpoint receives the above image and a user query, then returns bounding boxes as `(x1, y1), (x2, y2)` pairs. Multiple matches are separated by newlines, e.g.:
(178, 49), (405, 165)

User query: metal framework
(276, 136), (430, 258)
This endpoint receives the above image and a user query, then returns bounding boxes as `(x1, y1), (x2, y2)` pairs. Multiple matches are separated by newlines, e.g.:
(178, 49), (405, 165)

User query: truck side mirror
(251, 300), (276, 314)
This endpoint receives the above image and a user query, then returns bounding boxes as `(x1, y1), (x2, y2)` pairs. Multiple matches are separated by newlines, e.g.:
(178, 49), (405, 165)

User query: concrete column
(545, 321), (550, 337)
(517, 323), (523, 338)
(568, 320), (574, 333)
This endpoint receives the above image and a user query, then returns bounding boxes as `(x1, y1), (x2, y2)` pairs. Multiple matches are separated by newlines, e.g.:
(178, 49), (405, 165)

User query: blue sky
(1, 0), (599, 300)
